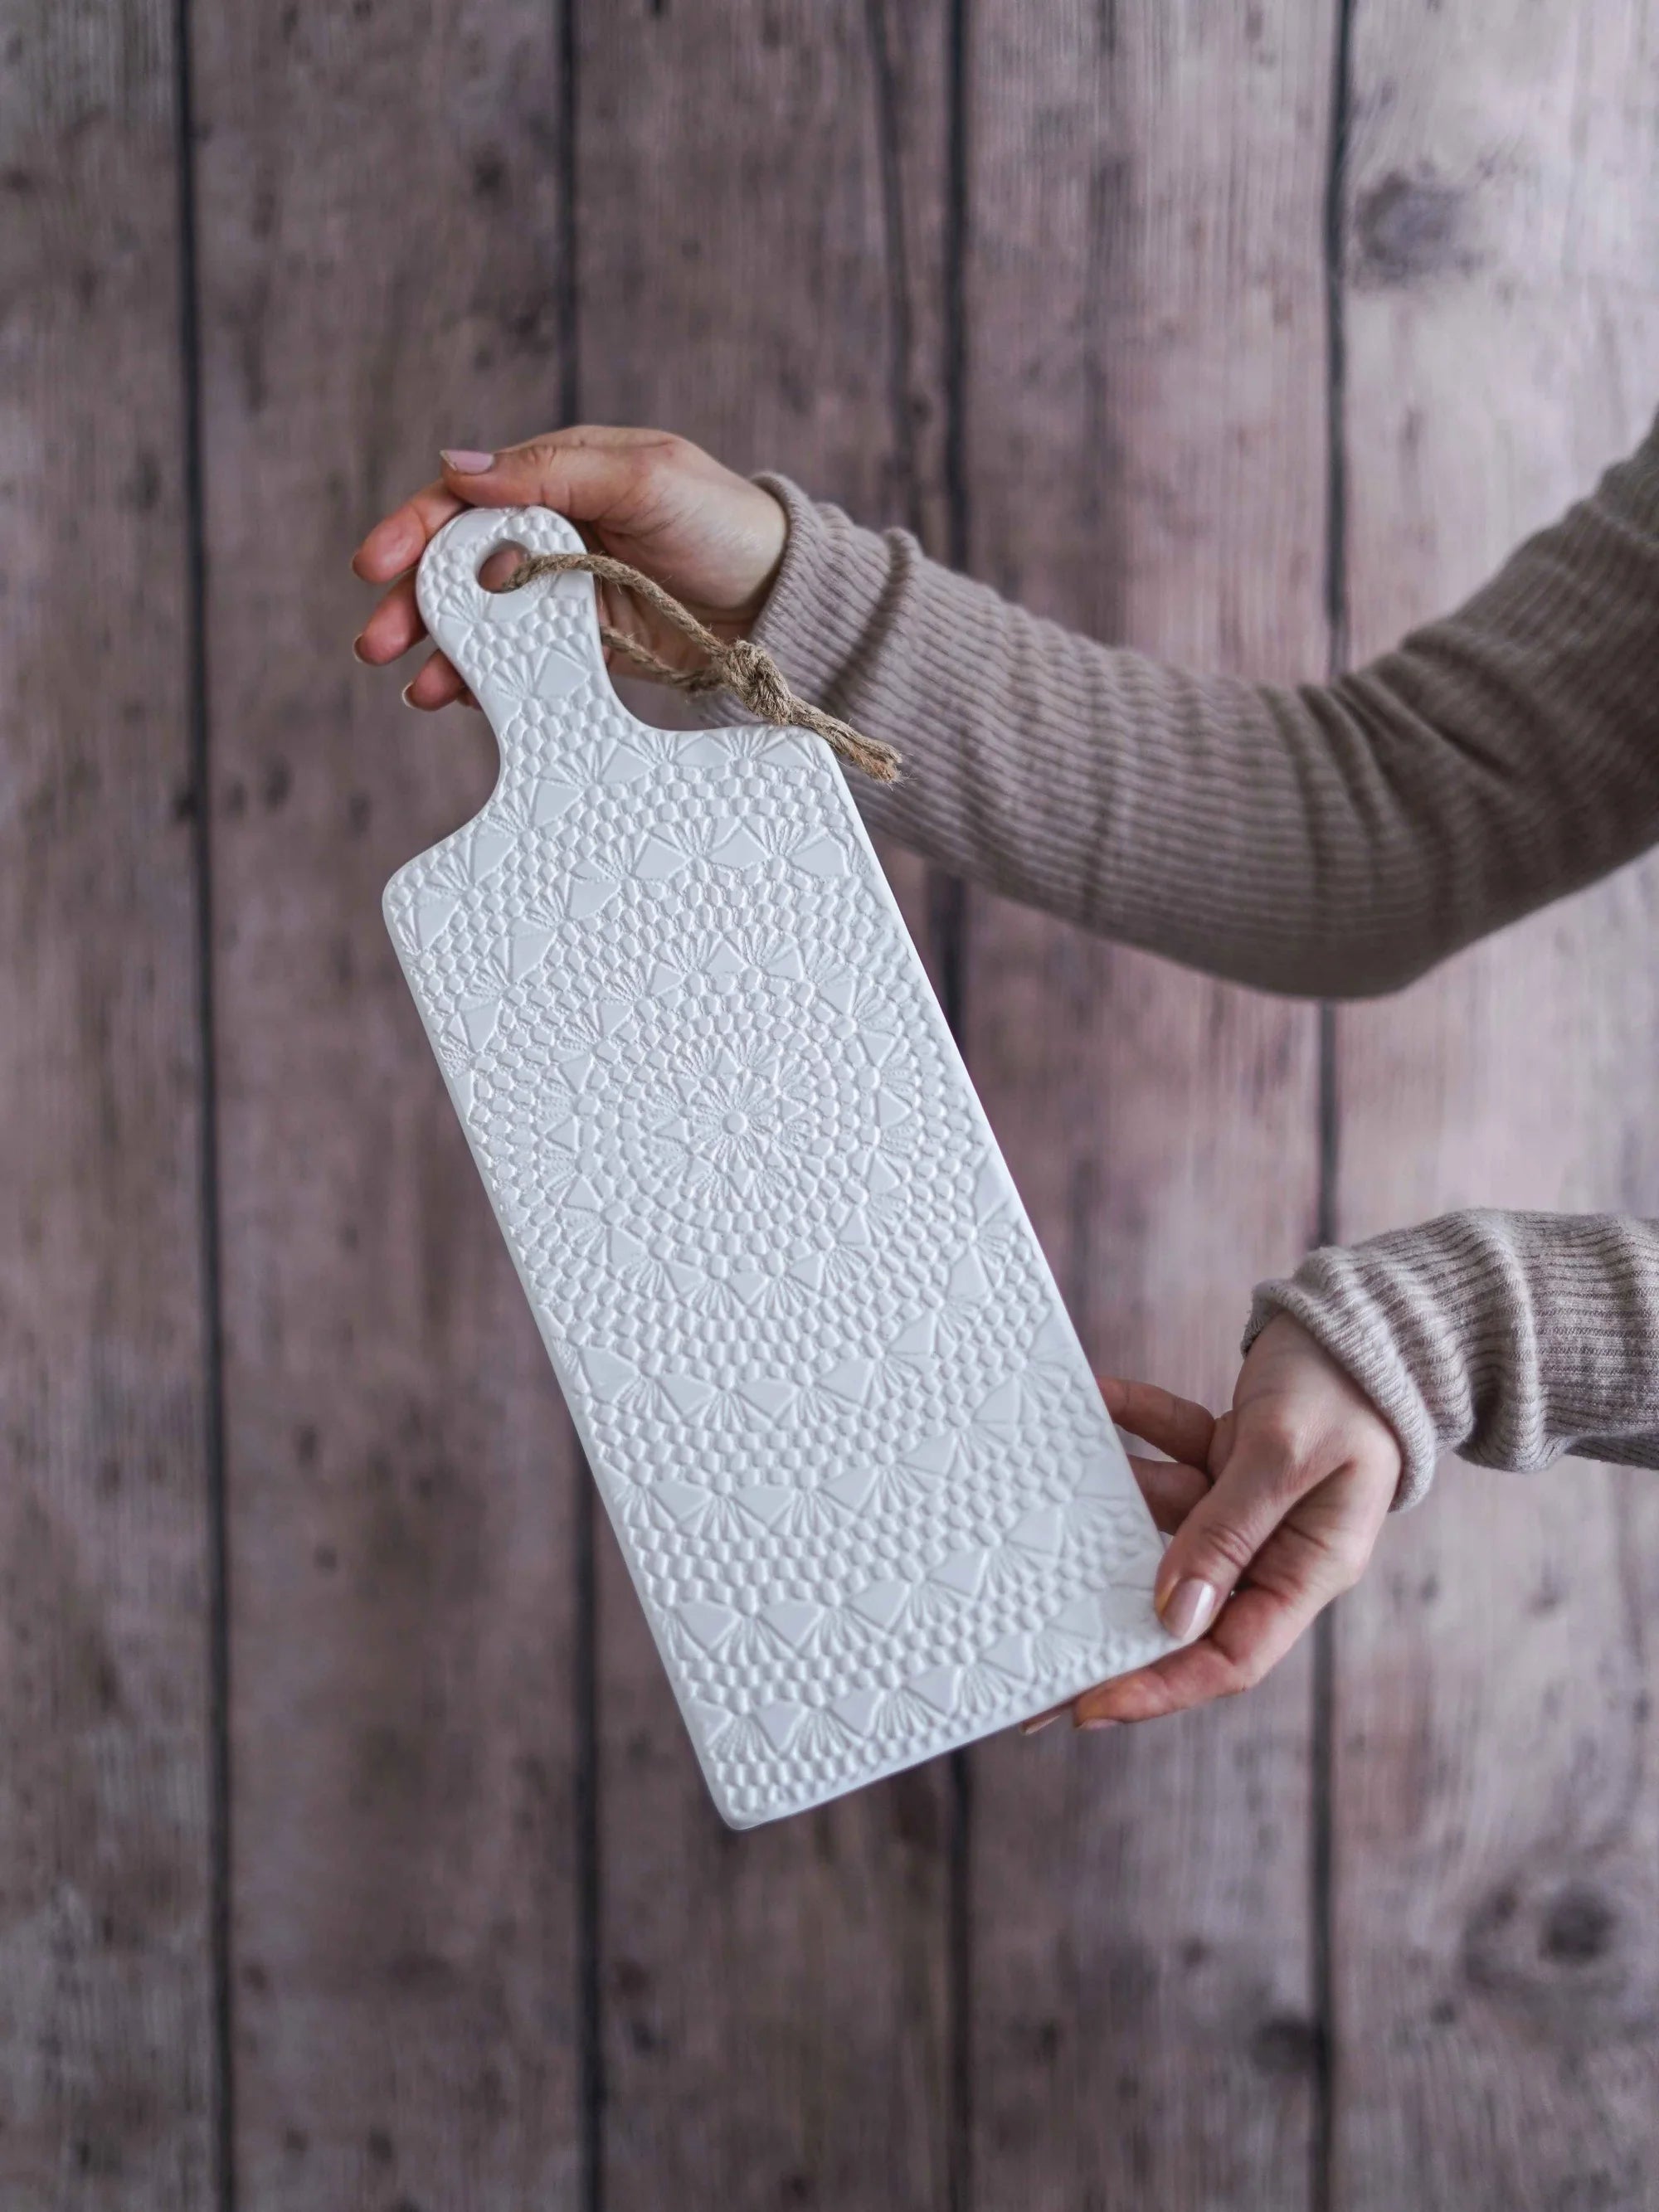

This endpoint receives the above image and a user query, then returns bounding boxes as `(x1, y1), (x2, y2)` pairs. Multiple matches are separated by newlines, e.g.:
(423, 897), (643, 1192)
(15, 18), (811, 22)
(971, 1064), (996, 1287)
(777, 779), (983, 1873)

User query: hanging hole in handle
(477, 540), (532, 592)
(468, 535), (550, 630)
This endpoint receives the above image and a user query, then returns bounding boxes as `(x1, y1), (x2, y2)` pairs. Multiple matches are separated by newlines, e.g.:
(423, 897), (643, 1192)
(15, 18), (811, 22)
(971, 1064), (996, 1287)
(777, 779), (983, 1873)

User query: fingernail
(401, 682), (419, 709)
(1020, 1711), (1063, 1737)
(1075, 1715), (1119, 1733)
(441, 448), (494, 474)
(1159, 1578), (1219, 1641)
(351, 634), (369, 663)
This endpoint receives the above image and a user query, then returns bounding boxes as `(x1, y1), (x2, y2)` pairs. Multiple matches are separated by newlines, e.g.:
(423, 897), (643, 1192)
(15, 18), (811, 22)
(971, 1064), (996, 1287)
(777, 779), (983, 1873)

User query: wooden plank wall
(4, 2), (1657, 2207)
(960, 9), (1331, 2208)
(2, 7), (216, 2206)
(192, 5), (586, 2206)
(1333, 6), (1659, 2203)
(575, 17), (958, 2210)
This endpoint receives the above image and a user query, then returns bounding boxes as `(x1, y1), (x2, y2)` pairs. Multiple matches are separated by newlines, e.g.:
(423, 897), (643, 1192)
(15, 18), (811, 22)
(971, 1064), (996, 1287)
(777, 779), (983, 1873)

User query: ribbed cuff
(750, 474), (901, 711)
(1241, 1207), (1659, 1510)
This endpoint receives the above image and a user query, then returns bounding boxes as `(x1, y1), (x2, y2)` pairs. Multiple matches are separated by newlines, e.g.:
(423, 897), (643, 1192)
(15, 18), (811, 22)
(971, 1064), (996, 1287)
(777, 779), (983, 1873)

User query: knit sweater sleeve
(749, 425), (1659, 1500)
(1243, 1212), (1659, 1505)
(750, 416), (1659, 999)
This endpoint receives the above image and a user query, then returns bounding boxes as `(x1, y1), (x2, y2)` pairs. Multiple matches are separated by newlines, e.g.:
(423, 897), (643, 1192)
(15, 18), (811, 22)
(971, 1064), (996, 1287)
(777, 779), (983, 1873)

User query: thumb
(1151, 1422), (1320, 1642)
(439, 430), (667, 529)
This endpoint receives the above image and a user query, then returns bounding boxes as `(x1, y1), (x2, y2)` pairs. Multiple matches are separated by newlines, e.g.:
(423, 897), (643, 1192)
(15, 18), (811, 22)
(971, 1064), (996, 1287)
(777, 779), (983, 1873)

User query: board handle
(414, 504), (612, 772)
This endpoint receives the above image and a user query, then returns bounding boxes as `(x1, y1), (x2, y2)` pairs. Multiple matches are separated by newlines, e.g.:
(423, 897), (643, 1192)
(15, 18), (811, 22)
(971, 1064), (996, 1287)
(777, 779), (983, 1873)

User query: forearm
(1245, 1210), (1659, 1505)
(752, 416), (1659, 999)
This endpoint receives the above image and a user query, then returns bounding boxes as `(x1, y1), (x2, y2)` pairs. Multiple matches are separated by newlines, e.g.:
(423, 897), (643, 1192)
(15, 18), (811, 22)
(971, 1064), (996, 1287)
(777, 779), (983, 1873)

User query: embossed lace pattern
(385, 507), (1174, 1826)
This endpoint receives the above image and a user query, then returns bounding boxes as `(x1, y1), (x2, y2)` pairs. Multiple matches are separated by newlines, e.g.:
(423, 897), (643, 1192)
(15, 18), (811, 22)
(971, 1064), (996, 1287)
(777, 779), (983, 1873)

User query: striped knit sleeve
(750, 414), (1659, 1001)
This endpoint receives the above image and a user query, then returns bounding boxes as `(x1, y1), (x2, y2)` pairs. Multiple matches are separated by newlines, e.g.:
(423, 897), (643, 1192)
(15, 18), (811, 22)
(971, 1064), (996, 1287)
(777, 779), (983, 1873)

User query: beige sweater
(749, 416), (1659, 1504)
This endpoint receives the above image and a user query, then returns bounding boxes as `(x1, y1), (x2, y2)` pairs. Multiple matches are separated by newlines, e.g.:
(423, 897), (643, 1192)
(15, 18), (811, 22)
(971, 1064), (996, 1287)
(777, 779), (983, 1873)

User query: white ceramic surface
(384, 505), (1176, 1826)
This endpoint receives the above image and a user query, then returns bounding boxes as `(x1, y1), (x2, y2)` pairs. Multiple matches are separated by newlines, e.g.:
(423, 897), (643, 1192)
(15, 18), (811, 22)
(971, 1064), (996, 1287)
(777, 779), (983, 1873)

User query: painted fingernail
(1019, 1711), (1063, 1736)
(441, 448), (495, 474)
(1075, 1715), (1119, 1733)
(1160, 1578), (1219, 1641)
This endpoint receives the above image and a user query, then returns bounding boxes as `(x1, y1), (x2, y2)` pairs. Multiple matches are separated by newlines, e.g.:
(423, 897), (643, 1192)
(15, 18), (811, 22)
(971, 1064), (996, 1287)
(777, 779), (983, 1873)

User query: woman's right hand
(352, 427), (789, 708)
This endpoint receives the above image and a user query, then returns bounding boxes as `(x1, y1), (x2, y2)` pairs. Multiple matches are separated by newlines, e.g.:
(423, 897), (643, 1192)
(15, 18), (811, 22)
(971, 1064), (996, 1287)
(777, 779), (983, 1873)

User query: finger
(1150, 1421), (1328, 1638)
(353, 480), (467, 584)
(1126, 1453), (1209, 1536)
(1208, 1408), (1236, 1476)
(1074, 1508), (1367, 1724)
(1100, 1376), (1217, 1471)
(354, 572), (427, 664)
(437, 427), (677, 531)
(402, 649), (466, 711)
(1073, 1588), (1290, 1723)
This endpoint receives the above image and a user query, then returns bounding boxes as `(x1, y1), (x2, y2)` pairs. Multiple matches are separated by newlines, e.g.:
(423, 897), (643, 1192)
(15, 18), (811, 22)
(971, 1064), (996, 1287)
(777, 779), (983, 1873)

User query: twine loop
(500, 549), (902, 784)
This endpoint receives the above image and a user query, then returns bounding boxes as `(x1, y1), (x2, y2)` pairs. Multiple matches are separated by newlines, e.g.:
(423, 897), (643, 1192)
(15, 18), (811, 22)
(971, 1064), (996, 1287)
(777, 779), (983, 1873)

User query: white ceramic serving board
(385, 505), (1176, 1826)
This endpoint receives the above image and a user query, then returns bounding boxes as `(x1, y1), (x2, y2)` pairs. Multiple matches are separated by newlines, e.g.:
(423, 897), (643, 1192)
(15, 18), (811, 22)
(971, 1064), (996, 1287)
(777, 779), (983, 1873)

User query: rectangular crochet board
(383, 505), (1176, 1826)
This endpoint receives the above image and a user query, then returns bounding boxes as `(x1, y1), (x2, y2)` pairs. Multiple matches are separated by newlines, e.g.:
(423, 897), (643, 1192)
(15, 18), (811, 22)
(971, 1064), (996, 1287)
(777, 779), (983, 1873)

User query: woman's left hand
(1033, 1314), (1403, 1733)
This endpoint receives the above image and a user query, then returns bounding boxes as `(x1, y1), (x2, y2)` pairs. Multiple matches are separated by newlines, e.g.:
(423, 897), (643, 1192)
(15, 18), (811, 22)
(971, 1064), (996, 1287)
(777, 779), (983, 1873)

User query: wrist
(713, 480), (789, 638)
(1243, 1268), (1433, 1510)
(747, 474), (898, 703)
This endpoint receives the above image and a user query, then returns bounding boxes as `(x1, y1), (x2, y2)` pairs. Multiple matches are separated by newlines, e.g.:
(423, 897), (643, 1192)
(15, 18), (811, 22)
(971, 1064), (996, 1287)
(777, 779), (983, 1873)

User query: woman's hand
(1030, 1314), (1403, 1733)
(352, 427), (788, 708)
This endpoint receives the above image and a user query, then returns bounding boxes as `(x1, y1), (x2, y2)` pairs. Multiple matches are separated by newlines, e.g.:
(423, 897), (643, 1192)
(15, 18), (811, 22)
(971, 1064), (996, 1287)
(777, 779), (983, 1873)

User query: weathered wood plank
(573, 4), (957, 2204)
(190, 4), (585, 2201)
(0, 4), (216, 2204)
(1332, 5), (1659, 2205)
(960, 7), (1334, 2206)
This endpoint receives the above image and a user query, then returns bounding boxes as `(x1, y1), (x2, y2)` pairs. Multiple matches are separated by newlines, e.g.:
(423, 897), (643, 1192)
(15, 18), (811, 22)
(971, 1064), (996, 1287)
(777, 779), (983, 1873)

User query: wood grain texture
(573, 5), (958, 2204)
(18, 0), (1659, 2200)
(958, 7), (1334, 2207)
(190, 4), (585, 2202)
(1331, 4), (1659, 2205)
(0, 6), (216, 2206)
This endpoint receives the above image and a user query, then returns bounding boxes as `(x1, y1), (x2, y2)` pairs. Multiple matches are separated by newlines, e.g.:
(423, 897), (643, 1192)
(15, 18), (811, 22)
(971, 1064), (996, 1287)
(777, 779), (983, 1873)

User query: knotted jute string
(501, 549), (902, 784)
